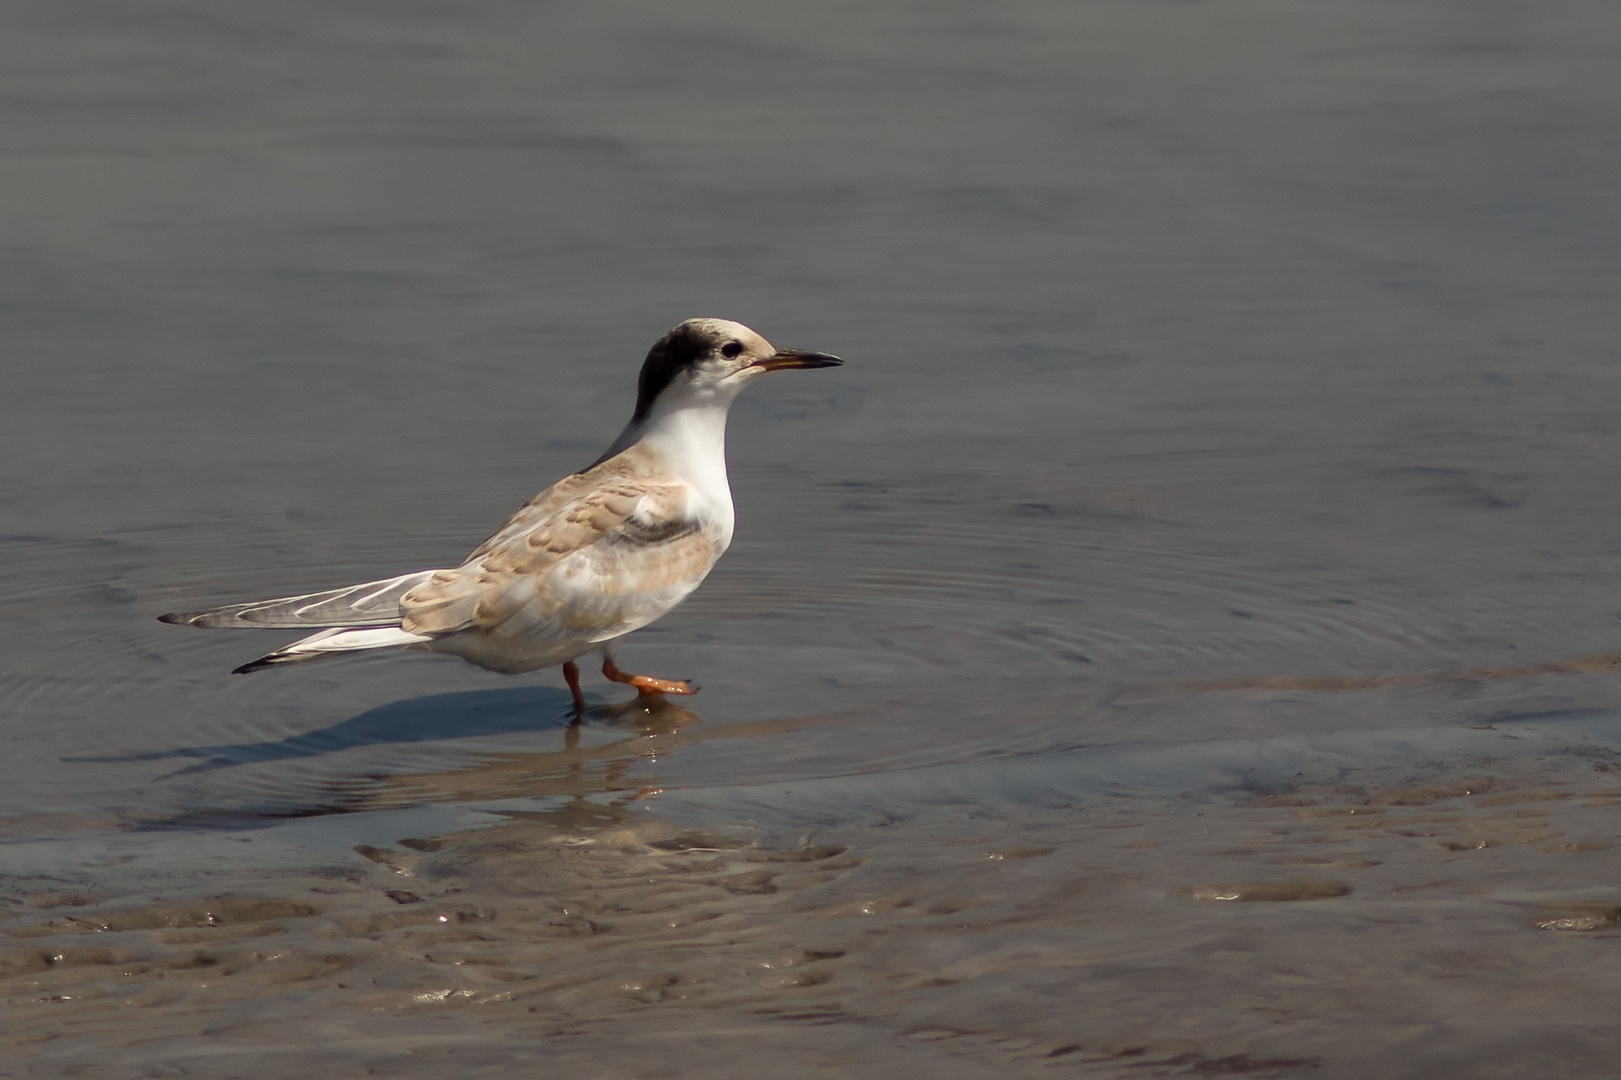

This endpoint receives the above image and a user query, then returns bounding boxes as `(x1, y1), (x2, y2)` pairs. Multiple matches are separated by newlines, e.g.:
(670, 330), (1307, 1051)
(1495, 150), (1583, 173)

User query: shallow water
(4, 0), (1621, 1075)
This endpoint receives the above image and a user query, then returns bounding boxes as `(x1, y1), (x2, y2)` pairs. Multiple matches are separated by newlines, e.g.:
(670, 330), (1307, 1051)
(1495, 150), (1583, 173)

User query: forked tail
(158, 570), (444, 675)
(230, 625), (435, 674)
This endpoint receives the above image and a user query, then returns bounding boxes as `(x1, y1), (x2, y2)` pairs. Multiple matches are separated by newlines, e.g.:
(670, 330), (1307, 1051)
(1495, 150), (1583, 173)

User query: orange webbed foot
(627, 674), (696, 698)
(601, 656), (698, 698)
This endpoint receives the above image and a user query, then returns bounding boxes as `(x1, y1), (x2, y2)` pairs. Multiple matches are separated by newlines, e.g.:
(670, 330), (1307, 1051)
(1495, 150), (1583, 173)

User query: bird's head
(632, 318), (842, 422)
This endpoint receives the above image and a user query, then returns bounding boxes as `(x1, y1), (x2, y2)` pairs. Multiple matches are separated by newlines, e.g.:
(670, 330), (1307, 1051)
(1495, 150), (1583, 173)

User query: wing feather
(158, 570), (438, 629)
(400, 456), (721, 640)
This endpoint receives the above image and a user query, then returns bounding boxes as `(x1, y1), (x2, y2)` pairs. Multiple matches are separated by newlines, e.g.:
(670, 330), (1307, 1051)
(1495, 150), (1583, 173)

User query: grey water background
(4, 1), (1621, 1076)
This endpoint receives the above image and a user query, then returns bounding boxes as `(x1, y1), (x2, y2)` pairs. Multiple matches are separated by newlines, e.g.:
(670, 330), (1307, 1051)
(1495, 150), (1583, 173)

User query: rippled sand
(8, 733), (1621, 1077)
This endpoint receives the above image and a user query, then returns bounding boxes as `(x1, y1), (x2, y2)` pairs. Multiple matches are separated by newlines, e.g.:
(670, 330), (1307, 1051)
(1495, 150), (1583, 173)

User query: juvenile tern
(160, 318), (842, 709)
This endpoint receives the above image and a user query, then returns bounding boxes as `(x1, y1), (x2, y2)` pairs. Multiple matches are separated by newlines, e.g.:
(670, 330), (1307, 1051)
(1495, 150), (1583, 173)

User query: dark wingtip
(158, 610), (213, 626)
(231, 655), (282, 675)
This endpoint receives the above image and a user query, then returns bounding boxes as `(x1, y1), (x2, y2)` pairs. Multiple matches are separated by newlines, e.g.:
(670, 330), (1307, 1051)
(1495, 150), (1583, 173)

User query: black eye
(721, 341), (743, 359)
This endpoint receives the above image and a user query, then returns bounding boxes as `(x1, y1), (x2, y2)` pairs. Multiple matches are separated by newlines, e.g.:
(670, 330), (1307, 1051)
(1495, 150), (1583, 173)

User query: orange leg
(601, 655), (696, 698)
(562, 659), (586, 712)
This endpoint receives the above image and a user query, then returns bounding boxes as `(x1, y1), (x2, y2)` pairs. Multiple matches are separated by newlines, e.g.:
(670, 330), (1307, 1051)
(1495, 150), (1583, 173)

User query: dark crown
(633, 321), (717, 421)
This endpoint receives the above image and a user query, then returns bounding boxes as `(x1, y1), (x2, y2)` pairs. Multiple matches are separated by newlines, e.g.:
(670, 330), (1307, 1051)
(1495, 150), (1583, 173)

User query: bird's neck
(599, 400), (735, 515)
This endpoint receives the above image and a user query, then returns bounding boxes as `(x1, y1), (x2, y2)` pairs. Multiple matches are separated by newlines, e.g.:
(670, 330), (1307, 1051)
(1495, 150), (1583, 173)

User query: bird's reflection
(364, 694), (701, 809)
(357, 697), (877, 815)
(72, 682), (860, 829)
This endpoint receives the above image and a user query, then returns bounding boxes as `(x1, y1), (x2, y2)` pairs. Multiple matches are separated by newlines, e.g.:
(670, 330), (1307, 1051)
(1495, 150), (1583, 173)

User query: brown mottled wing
(544, 504), (725, 644)
(399, 469), (721, 642)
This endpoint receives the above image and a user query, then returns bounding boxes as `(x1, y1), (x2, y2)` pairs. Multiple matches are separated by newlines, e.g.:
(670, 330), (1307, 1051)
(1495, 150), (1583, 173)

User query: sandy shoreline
(7, 718), (1621, 1078)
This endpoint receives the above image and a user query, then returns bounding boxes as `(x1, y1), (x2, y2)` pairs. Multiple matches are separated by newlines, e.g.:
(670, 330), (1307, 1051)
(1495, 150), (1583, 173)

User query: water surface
(4, 1), (1621, 1075)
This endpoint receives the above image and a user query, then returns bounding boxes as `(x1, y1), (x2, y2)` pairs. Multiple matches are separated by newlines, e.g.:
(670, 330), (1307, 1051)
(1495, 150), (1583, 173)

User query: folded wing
(400, 475), (722, 643)
(158, 570), (438, 629)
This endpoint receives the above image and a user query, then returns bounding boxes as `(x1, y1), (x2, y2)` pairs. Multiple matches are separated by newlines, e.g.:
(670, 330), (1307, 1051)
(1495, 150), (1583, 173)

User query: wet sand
(8, 726), (1621, 1077)
(4, 0), (1621, 1075)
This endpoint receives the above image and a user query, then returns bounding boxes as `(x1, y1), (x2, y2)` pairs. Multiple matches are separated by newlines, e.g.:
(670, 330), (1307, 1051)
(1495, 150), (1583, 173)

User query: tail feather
(231, 626), (435, 675)
(160, 571), (439, 629)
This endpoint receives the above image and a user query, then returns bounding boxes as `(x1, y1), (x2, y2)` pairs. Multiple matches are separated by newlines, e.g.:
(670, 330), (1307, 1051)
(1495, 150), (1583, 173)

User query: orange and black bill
(752, 349), (843, 371)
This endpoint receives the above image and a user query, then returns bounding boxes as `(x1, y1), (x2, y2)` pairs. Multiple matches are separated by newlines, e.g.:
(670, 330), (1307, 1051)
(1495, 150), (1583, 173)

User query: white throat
(599, 389), (741, 543)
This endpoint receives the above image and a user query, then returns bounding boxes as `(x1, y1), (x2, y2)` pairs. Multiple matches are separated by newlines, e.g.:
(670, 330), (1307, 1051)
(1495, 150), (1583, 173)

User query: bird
(159, 318), (842, 711)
